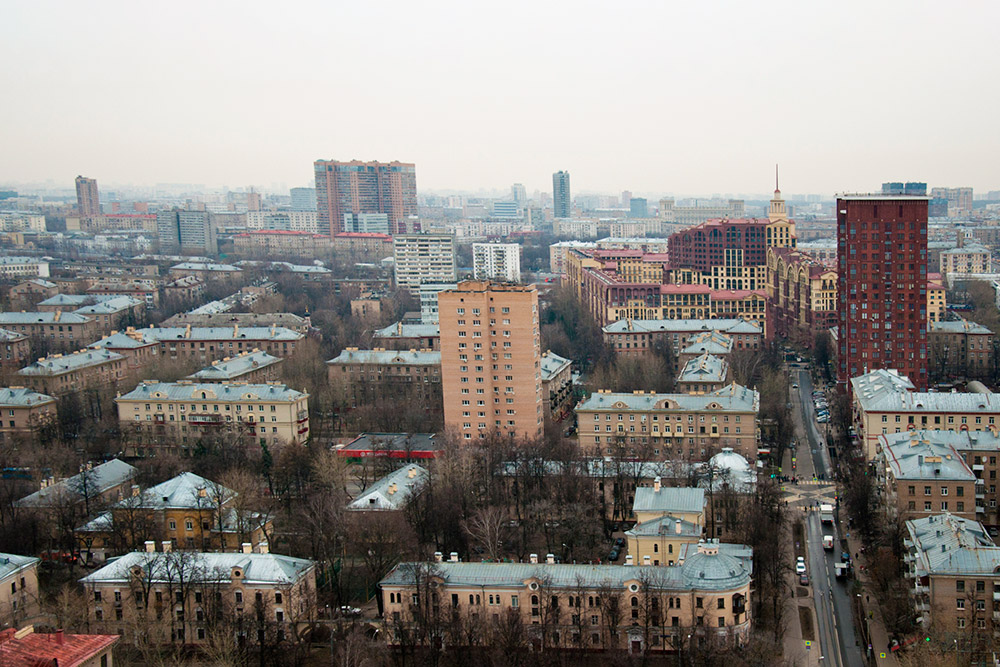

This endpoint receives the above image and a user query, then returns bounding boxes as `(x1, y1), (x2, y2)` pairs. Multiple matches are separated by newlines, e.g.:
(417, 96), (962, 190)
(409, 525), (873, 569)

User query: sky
(2, 0), (999, 197)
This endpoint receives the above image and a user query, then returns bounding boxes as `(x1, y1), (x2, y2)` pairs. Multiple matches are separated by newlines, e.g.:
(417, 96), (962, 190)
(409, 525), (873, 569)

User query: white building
(472, 242), (521, 282)
(393, 233), (457, 292)
(0, 256), (50, 278)
(419, 283), (457, 324)
(343, 212), (389, 234)
(0, 212), (46, 232)
(245, 210), (319, 233)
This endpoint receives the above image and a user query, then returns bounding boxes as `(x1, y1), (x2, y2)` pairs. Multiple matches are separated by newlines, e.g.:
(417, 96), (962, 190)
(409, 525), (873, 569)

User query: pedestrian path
(845, 534), (899, 666)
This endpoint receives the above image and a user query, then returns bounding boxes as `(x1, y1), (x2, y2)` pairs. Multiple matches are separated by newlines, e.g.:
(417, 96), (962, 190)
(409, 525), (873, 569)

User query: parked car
(799, 573), (810, 586)
(608, 548), (620, 561)
(791, 383), (798, 389)
(795, 557), (807, 574)
(614, 537), (625, 548)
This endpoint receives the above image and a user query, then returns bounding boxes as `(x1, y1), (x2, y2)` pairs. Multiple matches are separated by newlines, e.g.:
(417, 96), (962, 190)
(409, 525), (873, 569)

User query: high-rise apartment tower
(439, 281), (543, 442)
(837, 195), (929, 392)
(75, 176), (100, 216)
(313, 160), (417, 236)
(552, 171), (571, 219)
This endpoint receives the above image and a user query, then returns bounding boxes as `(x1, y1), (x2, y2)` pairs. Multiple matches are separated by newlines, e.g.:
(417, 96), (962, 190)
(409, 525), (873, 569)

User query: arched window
(631, 596), (638, 607)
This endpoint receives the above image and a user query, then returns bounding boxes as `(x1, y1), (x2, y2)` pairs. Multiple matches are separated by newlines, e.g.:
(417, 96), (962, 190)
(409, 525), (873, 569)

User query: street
(790, 367), (864, 667)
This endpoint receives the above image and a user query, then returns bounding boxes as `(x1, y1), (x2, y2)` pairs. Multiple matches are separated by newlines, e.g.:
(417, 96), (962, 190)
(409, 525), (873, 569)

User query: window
(956, 599), (965, 609)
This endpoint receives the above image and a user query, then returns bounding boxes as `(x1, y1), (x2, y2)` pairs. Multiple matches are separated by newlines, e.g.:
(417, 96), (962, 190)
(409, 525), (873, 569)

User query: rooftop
(188, 350), (283, 381)
(80, 550), (315, 586)
(577, 383), (758, 413)
(0, 328), (26, 342)
(602, 318), (762, 335)
(337, 433), (441, 458)
(632, 486), (706, 516)
(117, 381), (307, 403)
(930, 319), (993, 335)
(91, 325), (304, 344)
(681, 332), (734, 356)
(15, 459), (137, 508)
(539, 351), (572, 381)
(326, 349), (441, 366)
(0, 312), (93, 325)
(880, 435), (975, 482)
(906, 513), (1000, 577)
(0, 627), (119, 667)
(170, 262), (240, 271)
(678, 353), (729, 384)
(625, 514), (702, 539)
(347, 464), (429, 511)
(0, 387), (55, 407)
(374, 322), (440, 339)
(17, 349), (124, 376)
(852, 369), (1000, 414)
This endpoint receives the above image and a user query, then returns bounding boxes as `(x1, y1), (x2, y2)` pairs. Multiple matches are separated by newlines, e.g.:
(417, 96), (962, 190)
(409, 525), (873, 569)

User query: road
(791, 367), (864, 667)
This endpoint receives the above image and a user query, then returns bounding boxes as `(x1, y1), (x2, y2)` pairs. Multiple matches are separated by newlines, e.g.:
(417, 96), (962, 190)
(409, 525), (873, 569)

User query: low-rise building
(85, 278), (159, 308)
(940, 241), (992, 276)
(8, 279), (58, 309)
(168, 262), (243, 281)
(677, 353), (731, 395)
(603, 319), (762, 358)
(575, 384), (760, 461)
(80, 548), (316, 647)
(87, 329), (160, 370)
(332, 232), (394, 262)
(852, 369), (1000, 460)
(927, 274), (947, 324)
(187, 350), (283, 383)
(116, 381), (310, 456)
(0, 626), (118, 667)
(90, 325), (303, 363)
(335, 433), (442, 461)
(347, 464), (428, 511)
(17, 349), (127, 397)
(379, 544), (752, 653)
(233, 231), (331, 259)
(372, 322), (440, 351)
(677, 332), (734, 368)
(69, 295), (145, 336)
(163, 275), (205, 303)
(326, 348), (441, 409)
(0, 257), (49, 279)
(75, 472), (271, 563)
(928, 319), (994, 379)
(540, 351), (573, 421)
(0, 312), (97, 352)
(160, 312), (310, 333)
(877, 433), (978, 523)
(0, 553), (41, 628)
(0, 329), (31, 368)
(904, 513), (1000, 633)
(0, 387), (56, 440)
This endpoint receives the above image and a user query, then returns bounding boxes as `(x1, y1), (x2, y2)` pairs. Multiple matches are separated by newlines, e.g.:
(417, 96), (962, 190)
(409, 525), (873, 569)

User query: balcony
(188, 414), (223, 426)
(914, 583), (929, 595)
(297, 410), (309, 423)
(915, 600), (930, 613)
(974, 464), (985, 472)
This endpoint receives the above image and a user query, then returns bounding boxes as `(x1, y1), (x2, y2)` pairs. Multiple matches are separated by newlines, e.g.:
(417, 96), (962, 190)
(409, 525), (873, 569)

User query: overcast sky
(2, 0), (998, 197)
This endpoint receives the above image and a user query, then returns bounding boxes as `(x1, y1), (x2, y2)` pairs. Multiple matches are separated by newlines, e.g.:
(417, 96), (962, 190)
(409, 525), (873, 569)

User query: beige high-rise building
(75, 175), (100, 216)
(439, 281), (542, 441)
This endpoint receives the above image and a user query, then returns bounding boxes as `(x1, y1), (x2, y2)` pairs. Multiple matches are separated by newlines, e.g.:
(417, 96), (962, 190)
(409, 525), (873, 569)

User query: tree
(463, 506), (508, 562)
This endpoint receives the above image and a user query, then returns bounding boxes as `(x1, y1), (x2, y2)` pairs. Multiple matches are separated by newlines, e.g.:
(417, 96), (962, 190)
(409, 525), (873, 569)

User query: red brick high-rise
(75, 175), (100, 216)
(313, 159), (417, 236)
(837, 195), (929, 392)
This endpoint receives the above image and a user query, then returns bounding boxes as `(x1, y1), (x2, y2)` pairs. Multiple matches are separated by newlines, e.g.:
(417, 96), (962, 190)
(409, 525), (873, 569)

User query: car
(799, 573), (810, 586)
(817, 416), (829, 423)
(795, 557), (807, 574)
(791, 383), (799, 389)
(614, 537), (625, 548)
(608, 548), (620, 561)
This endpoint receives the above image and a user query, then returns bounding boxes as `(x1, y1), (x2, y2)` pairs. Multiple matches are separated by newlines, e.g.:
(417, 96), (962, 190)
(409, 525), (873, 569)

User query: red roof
(236, 230), (325, 238)
(710, 289), (766, 299)
(0, 628), (119, 667)
(334, 232), (393, 240)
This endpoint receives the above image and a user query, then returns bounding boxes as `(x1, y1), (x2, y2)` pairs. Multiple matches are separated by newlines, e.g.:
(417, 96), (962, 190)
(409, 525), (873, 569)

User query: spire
(774, 164), (780, 194)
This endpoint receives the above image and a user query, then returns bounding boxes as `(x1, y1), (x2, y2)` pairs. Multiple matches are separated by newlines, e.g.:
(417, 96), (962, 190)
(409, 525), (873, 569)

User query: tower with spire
(766, 165), (796, 246)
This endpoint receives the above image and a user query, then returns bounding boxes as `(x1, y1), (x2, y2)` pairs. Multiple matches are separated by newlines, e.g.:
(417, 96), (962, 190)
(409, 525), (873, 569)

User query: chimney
(643, 555), (651, 565)
(625, 555), (634, 566)
(144, 540), (156, 552)
(449, 552), (459, 562)
(434, 551), (443, 562)
(530, 553), (538, 564)
(653, 476), (661, 492)
(131, 484), (140, 497)
(546, 553), (555, 564)
(675, 519), (682, 535)
(241, 543), (252, 554)
(257, 541), (269, 554)
(161, 541), (172, 553)
(56, 630), (64, 646)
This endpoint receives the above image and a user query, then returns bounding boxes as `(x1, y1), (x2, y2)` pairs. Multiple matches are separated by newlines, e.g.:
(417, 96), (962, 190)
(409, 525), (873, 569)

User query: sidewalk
(845, 531), (899, 666)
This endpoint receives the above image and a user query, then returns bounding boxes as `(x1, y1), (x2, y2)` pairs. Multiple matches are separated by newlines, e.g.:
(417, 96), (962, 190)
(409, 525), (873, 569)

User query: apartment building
(677, 354), (731, 395)
(904, 513), (1000, 634)
(163, 275), (205, 303)
(86, 278), (159, 308)
(927, 273), (947, 324)
(940, 242), (992, 276)
(314, 159), (417, 235)
(81, 548), (316, 647)
(876, 434), (977, 523)
(929, 187), (973, 217)
(0, 312), (97, 352)
(549, 240), (596, 275)
(603, 319), (762, 358)
(67, 296), (145, 336)
(160, 312), (309, 333)
(851, 369), (1000, 460)
(540, 351), (573, 421)
(17, 349), (127, 397)
(8, 279), (58, 308)
(0, 212), (46, 232)
(472, 243), (521, 283)
(373, 322), (440, 350)
(233, 231), (331, 259)
(116, 381), (310, 456)
(0, 553), (40, 630)
(439, 281), (543, 441)
(0, 257), (50, 279)
(76, 472), (271, 563)
(626, 482), (707, 565)
(928, 320), (994, 378)
(187, 350), (283, 384)
(380, 544), (752, 653)
(0, 330), (32, 368)
(766, 247), (838, 346)
(90, 325), (303, 363)
(245, 210), (319, 232)
(168, 263), (242, 281)
(575, 384), (760, 461)
(393, 233), (457, 291)
(326, 348), (442, 408)
(0, 387), (56, 439)
(332, 232), (394, 262)
(677, 332), (734, 367)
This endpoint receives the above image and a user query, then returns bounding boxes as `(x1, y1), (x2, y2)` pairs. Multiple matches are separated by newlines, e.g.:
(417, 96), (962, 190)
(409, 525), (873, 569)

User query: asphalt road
(793, 367), (864, 667)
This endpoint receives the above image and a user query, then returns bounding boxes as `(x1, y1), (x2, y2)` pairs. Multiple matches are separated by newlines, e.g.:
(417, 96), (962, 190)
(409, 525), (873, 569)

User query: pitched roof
(602, 318), (761, 335)
(539, 351), (571, 381)
(327, 349), (441, 366)
(374, 322), (440, 339)
(678, 353), (728, 383)
(0, 628), (118, 667)
(0, 328), (26, 342)
(348, 464), (428, 510)
(905, 513), (1000, 576)
(0, 312), (93, 325)
(117, 381), (307, 403)
(633, 486), (706, 516)
(577, 383), (758, 413)
(130, 472), (234, 510)
(625, 514), (702, 539)
(80, 551), (315, 586)
(17, 349), (124, 376)
(930, 319), (993, 335)
(0, 387), (55, 407)
(681, 331), (734, 356)
(188, 350), (283, 381)
(0, 553), (40, 580)
(852, 369), (1000, 413)
(15, 459), (137, 508)
(881, 436), (975, 482)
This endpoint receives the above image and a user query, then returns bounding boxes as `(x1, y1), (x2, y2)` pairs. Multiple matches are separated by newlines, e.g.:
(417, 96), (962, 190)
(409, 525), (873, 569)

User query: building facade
(326, 349), (442, 409)
(473, 243), (521, 283)
(552, 171), (571, 218)
(439, 281), (543, 441)
(602, 319), (763, 358)
(837, 195), (929, 391)
(0, 387), (56, 440)
(187, 350), (283, 384)
(765, 247), (837, 346)
(75, 175), (100, 215)
(393, 233), (457, 292)
(17, 349), (127, 397)
(314, 159), (417, 235)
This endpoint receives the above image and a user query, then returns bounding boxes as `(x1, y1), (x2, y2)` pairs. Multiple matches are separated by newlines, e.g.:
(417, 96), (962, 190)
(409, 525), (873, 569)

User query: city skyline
(2, 2), (999, 195)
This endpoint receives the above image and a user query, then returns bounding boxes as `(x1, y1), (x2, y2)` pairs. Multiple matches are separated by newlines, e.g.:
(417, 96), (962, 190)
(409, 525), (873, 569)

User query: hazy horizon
(3, 1), (999, 196)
